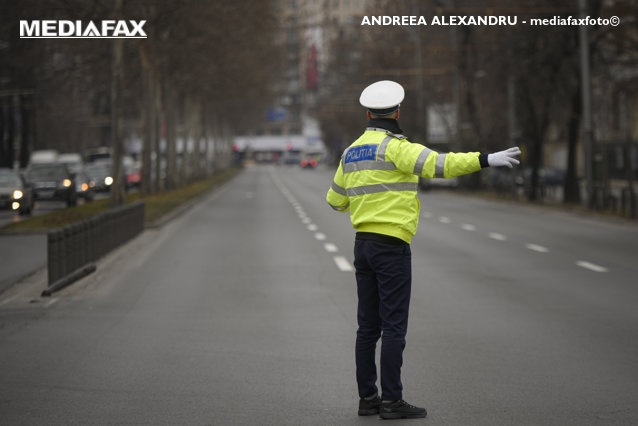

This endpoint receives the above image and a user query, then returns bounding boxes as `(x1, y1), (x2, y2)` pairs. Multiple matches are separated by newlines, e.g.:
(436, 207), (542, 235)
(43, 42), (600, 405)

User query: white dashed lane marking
(576, 261), (609, 273)
(334, 256), (354, 272)
(489, 232), (507, 241)
(270, 167), (353, 274)
(525, 243), (549, 253)
(421, 208), (610, 273)
(324, 243), (338, 253)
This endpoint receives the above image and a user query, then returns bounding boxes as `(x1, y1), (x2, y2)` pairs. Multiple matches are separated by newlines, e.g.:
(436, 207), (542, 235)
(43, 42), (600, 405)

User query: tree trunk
(110, 0), (125, 207)
(201, 102), (210, 176)
(180, 96), (191, 184)
(19, 95), (31, 169)
(164, 84), (177, 189)
(153, 75), (161, 192)
(4, 98), (16, 168)
(564, 85), (581, 204)
(0, 100), (8, 168)
(140, 44), (153, 197)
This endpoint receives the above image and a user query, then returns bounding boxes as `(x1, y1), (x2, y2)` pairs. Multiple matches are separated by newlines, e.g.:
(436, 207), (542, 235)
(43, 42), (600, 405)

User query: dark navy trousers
(354, 238), (412, 402)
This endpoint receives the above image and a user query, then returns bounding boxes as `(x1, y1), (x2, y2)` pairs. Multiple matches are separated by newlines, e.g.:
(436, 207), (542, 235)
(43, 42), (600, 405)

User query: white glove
(487, 147), (521, 168)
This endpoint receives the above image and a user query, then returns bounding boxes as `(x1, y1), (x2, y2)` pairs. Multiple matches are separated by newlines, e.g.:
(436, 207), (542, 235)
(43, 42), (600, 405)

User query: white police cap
(359, 80), (405, 115)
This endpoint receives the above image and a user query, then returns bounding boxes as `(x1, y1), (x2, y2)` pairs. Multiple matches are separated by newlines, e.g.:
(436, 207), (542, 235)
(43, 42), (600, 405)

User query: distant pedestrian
(326, 80), (521, 419)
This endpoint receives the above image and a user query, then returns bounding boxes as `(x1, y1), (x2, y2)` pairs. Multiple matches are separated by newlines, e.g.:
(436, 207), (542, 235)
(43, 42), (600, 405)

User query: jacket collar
(367, 118), (403, 135)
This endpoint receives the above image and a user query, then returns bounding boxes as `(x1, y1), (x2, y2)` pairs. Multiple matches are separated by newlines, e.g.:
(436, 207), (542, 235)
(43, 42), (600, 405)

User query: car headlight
(62, 179), (72, 187)
(12, 190), (23, 200)
(82, 183), (89, 191)
(105, 176), (114, 186)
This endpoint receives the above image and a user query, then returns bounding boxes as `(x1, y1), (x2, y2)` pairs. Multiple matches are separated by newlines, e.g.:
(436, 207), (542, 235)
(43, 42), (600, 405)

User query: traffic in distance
(0, 147), (141, 227)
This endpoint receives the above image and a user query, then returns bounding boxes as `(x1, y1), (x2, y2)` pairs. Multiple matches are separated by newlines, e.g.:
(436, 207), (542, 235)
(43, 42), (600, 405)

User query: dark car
(85, 162), (114, 192)
(282, 153), (302, 165)
(0, 169), (34, 215)
(300, 156), (318, 169)
(25, 163), (77, 207)
(74, 168), (94, 202)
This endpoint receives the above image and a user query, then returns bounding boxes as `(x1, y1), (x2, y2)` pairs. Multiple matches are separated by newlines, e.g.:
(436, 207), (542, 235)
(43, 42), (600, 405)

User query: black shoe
(358, 394), (382, 416)
(380, 400), (427, 419)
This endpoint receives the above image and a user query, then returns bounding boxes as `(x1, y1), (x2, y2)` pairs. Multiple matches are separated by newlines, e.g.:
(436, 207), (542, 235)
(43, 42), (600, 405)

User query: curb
(41, 263), (97, 297)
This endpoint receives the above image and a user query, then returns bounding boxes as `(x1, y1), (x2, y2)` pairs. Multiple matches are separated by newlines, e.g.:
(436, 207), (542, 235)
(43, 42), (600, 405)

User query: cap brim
(368, 105), (400, 115)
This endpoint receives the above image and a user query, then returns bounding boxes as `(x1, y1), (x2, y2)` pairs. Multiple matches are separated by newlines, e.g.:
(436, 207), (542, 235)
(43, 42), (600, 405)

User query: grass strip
(1, 168), (241, 232)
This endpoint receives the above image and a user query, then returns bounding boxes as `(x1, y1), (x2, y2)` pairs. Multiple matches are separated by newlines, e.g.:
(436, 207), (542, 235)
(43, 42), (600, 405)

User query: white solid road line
(489, 232), (507, 241)
(334, 256), (354, 272)
(576, 261), (609, 273)
(271, 167), (350, 273)
(324, 243), (338, 253)
(525, 243), (549, 253)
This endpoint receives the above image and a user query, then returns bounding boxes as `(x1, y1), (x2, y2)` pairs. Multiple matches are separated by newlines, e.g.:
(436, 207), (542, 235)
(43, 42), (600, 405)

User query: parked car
(25, 163), (77, 206)
(0, 169), (34, 215)
(517, 166), (565, 187)
(85, 162), (114, 192)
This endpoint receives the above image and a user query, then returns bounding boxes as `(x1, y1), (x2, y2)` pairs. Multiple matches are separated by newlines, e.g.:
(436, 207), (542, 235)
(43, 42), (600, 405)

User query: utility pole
(579, 0), (594, 208)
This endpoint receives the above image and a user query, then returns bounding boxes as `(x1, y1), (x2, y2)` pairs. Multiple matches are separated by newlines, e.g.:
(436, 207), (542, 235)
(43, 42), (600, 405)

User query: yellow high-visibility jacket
(326, 126), (484, 244)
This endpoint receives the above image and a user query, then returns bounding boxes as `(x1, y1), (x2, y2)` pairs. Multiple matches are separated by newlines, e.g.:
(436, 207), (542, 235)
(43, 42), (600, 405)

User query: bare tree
(1, 0), (282, 198)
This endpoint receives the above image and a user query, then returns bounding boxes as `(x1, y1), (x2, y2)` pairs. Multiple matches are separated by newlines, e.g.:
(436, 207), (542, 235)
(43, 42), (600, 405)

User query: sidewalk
(0, 233), (46, 295)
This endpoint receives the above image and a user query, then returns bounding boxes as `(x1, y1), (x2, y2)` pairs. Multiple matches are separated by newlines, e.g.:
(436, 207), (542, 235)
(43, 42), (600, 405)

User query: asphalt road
(1, 164), (637, 425)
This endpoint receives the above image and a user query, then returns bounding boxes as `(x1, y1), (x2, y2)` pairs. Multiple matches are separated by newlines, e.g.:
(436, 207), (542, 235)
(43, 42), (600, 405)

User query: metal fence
(44, 201), (145, 295)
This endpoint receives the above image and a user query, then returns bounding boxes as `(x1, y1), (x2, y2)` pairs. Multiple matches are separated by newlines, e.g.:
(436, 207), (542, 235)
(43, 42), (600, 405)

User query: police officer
(326, 80), (521, 420)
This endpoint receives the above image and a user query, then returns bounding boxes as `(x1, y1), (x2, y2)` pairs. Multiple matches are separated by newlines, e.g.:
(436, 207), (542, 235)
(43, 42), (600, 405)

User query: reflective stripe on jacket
(326, 127), (482, 243)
